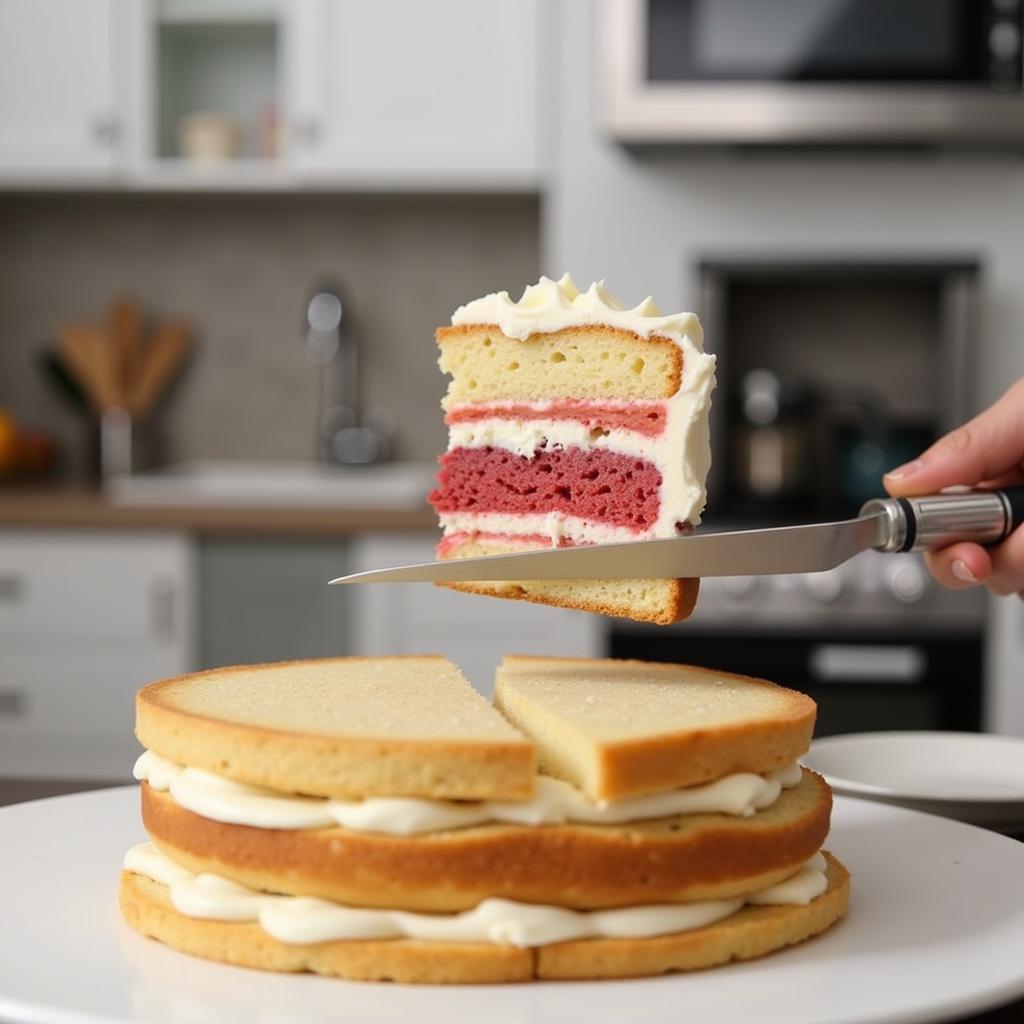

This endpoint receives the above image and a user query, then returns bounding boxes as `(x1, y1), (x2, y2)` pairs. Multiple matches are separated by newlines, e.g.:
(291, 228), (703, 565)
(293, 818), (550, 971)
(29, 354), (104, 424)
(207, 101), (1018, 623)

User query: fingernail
(884, 459), (923, 481)
(951, 560), (979, 584)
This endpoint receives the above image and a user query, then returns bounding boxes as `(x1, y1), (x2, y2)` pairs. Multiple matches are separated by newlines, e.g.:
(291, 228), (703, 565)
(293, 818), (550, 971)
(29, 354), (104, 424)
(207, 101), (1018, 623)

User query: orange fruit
(0, 410), (18, 475)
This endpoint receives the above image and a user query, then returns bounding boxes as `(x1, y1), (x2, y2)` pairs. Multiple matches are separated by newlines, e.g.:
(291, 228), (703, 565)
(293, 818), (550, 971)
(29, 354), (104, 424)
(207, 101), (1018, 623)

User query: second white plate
(803, 731), (1024, 832)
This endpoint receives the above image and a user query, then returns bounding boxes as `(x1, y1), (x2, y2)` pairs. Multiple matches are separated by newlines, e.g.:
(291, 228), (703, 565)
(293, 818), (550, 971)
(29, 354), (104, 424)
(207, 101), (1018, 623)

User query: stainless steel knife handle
(861, 487), (1024, 553)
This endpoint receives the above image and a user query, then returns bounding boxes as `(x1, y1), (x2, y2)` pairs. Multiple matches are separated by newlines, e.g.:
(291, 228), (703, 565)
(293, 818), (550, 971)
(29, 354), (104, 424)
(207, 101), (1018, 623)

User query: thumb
(884, 377), (1024, 497)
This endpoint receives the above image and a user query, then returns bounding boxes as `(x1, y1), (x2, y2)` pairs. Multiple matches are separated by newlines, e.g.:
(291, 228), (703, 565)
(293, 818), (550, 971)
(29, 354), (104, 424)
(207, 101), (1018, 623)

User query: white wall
(545, 0), (1024, 733)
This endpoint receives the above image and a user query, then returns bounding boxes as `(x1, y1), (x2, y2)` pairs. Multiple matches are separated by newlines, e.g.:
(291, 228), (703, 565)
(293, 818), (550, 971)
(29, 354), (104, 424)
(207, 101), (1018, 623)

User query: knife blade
(331, 513), (889, 584)
(329, 489), (1024, 586)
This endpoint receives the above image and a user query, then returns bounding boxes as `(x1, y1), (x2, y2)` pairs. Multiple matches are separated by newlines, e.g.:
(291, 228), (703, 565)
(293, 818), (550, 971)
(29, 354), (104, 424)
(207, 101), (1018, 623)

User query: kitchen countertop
(0, 486), (436, 535)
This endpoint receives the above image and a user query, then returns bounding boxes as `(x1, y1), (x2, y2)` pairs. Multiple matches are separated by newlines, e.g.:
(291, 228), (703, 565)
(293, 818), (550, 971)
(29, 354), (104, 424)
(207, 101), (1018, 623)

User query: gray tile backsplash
(0, 193), (539, 474)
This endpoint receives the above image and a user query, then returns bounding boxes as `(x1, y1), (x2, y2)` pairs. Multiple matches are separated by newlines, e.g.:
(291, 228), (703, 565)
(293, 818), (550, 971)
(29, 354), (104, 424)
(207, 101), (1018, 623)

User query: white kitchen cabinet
(348, 534), (602, 696)
(0, 0), (126, 181)
(198, 537), (353, 668)
(287, 0), (542, 189)
(0, 0), (543, 191)
(0, 531), (196, 779)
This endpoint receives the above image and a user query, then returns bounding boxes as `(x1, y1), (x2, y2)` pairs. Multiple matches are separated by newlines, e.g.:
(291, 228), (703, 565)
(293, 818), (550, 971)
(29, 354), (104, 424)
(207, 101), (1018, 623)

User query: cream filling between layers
(446, 275), (716, 534)
(135, 751), (803, 836)
(437, 512), (644, 547)
(124, 842), (829, 948)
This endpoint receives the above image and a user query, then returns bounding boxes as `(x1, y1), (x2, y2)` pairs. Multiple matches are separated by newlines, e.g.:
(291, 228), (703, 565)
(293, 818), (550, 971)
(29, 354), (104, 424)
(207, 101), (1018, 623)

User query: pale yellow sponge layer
(437, 324), (684, 408)
(136, 656), (535, 802)
(494, 656), (816, 801)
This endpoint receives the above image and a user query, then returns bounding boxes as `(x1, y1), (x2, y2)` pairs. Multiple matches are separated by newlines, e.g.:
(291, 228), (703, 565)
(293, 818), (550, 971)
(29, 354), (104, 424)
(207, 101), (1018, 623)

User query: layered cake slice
(429, 275), (716, 625)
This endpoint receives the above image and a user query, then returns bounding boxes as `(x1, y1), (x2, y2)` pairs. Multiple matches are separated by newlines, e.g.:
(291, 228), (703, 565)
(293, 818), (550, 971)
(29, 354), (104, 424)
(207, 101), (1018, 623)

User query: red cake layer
(429, 447), (662, 530)
(445, 401), (667, 437)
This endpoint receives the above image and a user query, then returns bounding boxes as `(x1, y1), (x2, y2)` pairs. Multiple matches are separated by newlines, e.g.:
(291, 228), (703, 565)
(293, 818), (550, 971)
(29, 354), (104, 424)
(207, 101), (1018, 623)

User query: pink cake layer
(438, 522), (693, 558)
(436, 531), (578, 558)
(429, 447), (662, 531)
(445, 401), (667, 437)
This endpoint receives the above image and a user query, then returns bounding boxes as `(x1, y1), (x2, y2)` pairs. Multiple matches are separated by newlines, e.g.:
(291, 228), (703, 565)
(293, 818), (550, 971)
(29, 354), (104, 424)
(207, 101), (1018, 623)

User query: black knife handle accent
(1004, 486), (1024, 538)
(861, 487), (1024, 553)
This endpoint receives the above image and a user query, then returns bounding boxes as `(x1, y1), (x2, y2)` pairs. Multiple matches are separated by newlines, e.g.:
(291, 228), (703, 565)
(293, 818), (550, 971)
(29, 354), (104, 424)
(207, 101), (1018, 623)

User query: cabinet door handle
(809, 644), (925, 685)
(0, 575), (25, 602)
(150, 580), (176, 642)
(91, 113), (120, 148)
(292, 116), (321, 147)
(0, 690), (26, 717)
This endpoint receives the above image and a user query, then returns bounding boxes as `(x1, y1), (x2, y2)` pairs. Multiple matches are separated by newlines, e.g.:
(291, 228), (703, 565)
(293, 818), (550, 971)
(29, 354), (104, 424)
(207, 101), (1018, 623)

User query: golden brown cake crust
(118, 870), (531, 984)
(496, 656), (818, 801)
(118, 854), (848, 984)
(536, 853), (850, 980)
(437, 577), (699, 626)
(436, 534), (700, 626)
(136, 656), (535, 802)
(140, 771), (831, 912)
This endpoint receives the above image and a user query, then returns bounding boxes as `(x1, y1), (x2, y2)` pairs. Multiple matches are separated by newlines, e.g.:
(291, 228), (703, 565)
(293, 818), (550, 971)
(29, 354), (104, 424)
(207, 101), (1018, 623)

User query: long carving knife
(329, 490), (1024, 585)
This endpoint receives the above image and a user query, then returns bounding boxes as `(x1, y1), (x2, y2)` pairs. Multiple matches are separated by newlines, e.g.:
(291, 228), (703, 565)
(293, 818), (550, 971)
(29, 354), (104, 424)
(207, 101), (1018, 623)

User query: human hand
(883, 376), (1024, 596)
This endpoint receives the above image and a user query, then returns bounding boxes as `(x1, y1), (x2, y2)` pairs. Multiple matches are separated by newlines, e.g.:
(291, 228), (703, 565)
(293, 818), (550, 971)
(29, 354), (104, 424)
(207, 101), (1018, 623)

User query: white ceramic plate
(804, 731), (1024, 833)
(2, 787), (1024, 1024)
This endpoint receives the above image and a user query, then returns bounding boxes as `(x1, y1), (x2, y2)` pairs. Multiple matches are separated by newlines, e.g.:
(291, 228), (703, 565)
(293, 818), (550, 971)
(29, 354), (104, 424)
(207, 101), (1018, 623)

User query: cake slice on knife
(429, 275), (716, 625)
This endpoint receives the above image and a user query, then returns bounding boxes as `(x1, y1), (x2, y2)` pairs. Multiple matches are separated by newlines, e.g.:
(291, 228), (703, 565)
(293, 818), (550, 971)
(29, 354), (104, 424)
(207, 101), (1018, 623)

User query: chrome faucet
(305, 283), (394, 465)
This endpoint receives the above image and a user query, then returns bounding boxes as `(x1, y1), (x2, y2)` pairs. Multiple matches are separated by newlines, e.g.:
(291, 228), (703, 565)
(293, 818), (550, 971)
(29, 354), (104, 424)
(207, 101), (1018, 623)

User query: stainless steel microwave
(604, 0), (1024, 145)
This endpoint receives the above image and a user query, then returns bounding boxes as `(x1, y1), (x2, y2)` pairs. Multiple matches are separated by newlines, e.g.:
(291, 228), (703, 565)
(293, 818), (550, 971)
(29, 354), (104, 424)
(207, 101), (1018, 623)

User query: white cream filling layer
(438, 511), (646, 547)
(124, 843), (828, 948)
(446, 275), (716, 533)
(448, 419), (660, 461)
(135, 751), (804, 836)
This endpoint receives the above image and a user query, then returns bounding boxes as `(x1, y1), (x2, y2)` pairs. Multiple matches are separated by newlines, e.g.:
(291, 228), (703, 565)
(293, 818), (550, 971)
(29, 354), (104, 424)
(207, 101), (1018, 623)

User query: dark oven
(609, 550), (987, 736)
(604, 254), (988, 738)
(610, 599), (986, 738)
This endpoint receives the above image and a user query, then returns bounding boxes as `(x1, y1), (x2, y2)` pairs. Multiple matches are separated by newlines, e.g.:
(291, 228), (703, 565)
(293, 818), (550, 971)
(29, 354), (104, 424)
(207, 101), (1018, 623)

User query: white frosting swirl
(451, 274), (704, 346)
(135, 751), (804, 836)
(124, 842), (829, 948)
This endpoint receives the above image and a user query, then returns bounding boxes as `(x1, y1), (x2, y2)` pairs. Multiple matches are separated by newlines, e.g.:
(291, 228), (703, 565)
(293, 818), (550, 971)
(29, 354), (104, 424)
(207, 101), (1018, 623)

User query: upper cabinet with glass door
(0, 0), (542, 191)
(139, 0), (292, 188)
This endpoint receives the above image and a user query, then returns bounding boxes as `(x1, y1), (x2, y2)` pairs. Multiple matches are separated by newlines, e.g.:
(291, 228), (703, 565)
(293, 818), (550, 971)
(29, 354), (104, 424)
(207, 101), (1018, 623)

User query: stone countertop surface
(0, 486), (437, 535)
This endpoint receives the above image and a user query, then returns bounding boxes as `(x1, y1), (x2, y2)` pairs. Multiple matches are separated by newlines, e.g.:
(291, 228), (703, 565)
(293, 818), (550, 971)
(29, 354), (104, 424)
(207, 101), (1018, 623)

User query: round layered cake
(119, 656), (849, 984)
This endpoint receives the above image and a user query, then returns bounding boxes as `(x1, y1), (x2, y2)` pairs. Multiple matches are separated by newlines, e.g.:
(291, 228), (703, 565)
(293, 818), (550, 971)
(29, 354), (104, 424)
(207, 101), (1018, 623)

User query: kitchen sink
(105, 460), (437, 508)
